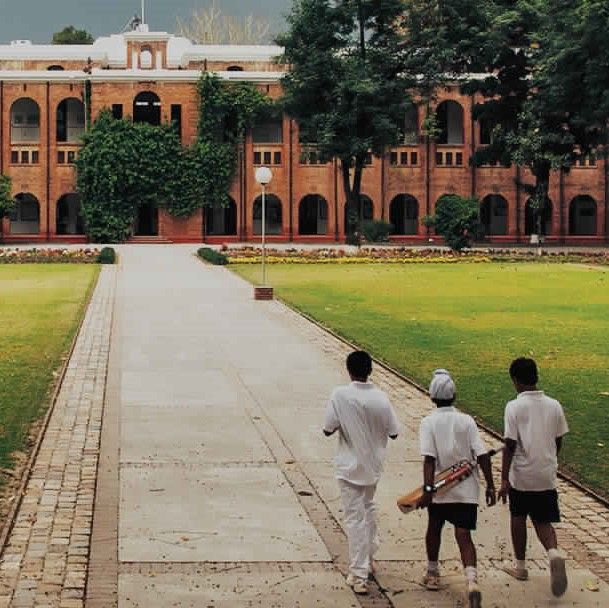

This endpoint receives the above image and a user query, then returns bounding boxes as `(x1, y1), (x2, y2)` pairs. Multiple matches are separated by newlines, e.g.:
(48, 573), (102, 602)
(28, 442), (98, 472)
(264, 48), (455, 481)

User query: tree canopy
(278, 0), (412, 234)
(52, 26), (94, 45)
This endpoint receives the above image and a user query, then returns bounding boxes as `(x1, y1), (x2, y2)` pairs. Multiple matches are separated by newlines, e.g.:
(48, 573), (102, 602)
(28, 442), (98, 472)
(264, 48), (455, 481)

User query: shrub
(425, 195), (479, 251)
(361, 220), (393, 243)
(198, 247), (228, 265)
(98, 247), (116, 264)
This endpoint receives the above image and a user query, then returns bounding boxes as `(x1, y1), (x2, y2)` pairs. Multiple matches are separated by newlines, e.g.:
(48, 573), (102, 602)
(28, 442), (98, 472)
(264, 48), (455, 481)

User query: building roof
(0, 27), (283, 70)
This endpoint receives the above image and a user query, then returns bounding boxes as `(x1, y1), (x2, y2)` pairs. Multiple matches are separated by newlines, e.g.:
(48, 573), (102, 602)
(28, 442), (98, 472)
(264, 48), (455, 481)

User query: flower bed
(0, 248), (111, 264)
(224, 246), (609, 266)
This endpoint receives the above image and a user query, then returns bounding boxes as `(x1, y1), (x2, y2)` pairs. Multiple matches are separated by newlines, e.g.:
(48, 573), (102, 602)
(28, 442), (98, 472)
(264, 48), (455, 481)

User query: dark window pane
(67, 151), (75, 164)
(436, 152), (443, 165)
(11, 150), (19, 164)
(456, 152), (463, 165)
(58, 150), (65, 164)
(254, 151), (262, 165)
(21, 150), (29, 164)
(263, 151), (272, 164)
(400, 152), (408, 165)
(32, 151), (39, 164)
(273, 151), (282, 165)
(445, 152), (453, 166)
(390, 152), (397, 165)
(411, 151), (418, 165)
(252, 119), (283, 143)
(112, 104), (123, 120)
(171, 104), (182, 141)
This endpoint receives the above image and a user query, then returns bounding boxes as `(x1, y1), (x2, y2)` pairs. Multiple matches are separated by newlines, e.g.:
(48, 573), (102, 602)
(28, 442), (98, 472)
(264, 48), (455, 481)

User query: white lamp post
(254, 167), (273, 297)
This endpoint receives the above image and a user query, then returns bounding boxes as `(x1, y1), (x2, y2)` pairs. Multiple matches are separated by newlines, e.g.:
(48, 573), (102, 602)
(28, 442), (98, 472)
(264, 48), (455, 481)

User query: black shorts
(509, 488), (561, 523)
(428, 503), (478, 530)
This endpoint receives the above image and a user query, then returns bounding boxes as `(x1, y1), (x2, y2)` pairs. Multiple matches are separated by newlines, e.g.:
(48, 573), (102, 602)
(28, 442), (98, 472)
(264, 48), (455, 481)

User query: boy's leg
(423, 506), (444, 590)
(363, 484), (379, 576)
(338, 480), (369, 586)
(530, 490), (567, 598)
(452, 508), (480, 608)
(502, 488), (529, 580)
(454, 527), (477, 568)
(510, 515), (528, 562)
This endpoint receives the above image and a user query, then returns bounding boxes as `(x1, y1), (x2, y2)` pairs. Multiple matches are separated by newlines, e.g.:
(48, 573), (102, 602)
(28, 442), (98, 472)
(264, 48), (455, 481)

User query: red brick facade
(1, 31), (607, 245)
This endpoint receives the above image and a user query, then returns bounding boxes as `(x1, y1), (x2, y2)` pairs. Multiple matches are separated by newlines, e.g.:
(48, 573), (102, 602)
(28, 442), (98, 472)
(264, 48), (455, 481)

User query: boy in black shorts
(417, 370), (496, 608)
(498, 358), (569, 597)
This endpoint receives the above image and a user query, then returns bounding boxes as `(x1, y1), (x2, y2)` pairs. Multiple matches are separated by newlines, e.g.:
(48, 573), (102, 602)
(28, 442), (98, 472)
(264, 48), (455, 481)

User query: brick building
(0, 24), (607, 244)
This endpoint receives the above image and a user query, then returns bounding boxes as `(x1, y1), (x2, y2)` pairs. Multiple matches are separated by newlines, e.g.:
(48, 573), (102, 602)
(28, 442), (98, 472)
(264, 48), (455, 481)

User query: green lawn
(0, 264), (99, 471)
(233, 263), (609, 496)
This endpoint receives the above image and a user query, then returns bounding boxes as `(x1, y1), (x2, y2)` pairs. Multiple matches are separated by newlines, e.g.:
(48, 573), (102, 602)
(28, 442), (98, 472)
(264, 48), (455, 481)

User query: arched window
(10, 98), (40, 142)
(10, 193), (40, 234)
(569, 195), (597, 236)
(140, 46), (153, 69)
(389, 194), (419, 235)
(480, 194), (508, 236)
(47, 65), (65, 71)
(133, 91), (161, 126)
(227, 65), (244, 72)
(403, 104), (419, 144)
(525, 198), (553, 236)
(56, 193), (84, 235)
(436, 100), (464, 144)
(57, 98), (85, 143)
(344, 195), (373, 234)
(299, 195), (328, 235)
(205, 199), (237, 236)
(253, 194), (283, 235)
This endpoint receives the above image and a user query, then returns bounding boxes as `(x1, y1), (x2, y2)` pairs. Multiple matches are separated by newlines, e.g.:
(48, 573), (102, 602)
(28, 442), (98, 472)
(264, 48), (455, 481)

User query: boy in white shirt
(417, 369), (496, 608)
(323, 350), (400, 595)
(498, 357), (569, 597)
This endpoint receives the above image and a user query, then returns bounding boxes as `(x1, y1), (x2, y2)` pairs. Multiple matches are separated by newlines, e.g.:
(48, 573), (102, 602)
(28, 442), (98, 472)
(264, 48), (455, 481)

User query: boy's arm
(323, 394), (340, 437)
(555, 436), (563, 454)
(387, 401), (400, 440)
(417, 456), (436, 509)
(477, 452), (496, 506)
(499, 438), (516, 503)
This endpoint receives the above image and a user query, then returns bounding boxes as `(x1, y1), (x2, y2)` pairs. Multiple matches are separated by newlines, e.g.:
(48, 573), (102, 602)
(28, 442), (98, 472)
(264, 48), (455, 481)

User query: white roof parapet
(0, 69), (285, 84)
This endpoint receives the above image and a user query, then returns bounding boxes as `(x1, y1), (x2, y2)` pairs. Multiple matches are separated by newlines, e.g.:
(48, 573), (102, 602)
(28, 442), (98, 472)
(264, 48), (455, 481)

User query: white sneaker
(346, 573), (368, 595)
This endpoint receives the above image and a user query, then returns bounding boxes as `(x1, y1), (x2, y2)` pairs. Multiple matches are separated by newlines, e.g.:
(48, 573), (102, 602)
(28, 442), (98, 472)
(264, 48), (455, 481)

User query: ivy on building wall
(76, 73), (271, 242)
(0, 174), (14, 241)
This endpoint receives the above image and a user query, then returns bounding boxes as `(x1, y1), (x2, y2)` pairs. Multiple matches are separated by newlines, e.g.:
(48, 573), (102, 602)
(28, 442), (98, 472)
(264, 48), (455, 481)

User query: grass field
(0, 264), (99, 471)
(233, 263), (609, 496)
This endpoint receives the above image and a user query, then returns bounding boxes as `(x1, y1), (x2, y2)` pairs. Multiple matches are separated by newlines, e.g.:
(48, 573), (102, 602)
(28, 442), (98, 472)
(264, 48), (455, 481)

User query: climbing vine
(0, 174), (14, 242)
(76, 73), (272, 242)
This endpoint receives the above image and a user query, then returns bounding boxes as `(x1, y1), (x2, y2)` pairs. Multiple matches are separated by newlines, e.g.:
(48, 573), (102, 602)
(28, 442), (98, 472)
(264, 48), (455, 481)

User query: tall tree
(278, 0), (411, 235)
(177, 1), (270, 44)
(52, 26), (94, 45)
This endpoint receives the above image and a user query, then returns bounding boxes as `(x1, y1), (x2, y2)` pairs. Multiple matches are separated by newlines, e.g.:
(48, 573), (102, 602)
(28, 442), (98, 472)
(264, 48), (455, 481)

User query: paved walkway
(1, 245), (609, 607)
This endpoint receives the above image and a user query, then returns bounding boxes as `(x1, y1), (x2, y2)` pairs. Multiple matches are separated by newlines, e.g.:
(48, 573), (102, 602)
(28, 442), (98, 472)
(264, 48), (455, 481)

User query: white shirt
(420, 407), (487, 504)
(504, 390), (569, 491)
(323, 381), (400, 486)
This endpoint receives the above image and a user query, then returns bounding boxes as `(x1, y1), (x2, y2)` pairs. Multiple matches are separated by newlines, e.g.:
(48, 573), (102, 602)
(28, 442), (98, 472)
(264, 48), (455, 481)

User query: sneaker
(467, 581), (482, 608)
(346, 574), (368, 595)
(550, 554), (567, 597)
(501, 565), (528, 581)
(423, 571), (440, 591)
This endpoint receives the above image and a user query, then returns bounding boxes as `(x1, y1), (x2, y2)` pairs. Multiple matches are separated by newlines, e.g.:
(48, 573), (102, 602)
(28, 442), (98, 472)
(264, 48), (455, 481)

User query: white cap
(429, 369), (456, 400)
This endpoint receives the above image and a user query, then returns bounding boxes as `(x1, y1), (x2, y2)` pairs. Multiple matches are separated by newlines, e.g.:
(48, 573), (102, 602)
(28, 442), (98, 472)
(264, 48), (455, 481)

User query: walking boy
(323, 350), (400, 595)
(498, 357), (569, 597)
(417, 369), (496, 608)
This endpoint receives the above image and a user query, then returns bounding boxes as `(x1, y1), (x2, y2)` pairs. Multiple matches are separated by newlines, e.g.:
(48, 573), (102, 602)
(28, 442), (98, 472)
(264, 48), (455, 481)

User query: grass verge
(231, 262), (609, 497)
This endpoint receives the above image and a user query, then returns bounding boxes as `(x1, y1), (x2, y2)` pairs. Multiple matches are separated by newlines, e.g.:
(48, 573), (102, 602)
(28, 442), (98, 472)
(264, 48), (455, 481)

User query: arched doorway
(436, 100), (464, 144)
(205, 199), (237, 236)
(299, 195), (328, 235)
(10, 193), (40, 234)
(253, 194), (282, 235)
(57, 98), (85, 142)
(10, 98), (40, 142)
(56, 193), (84, 235)
(133, 92), (161, 126)
(134, 203), (159, 236)
(569, 195), (597, 236)
(480, 194), (508, 236)
(525, 198), (553, 236)
(389, 194), (419, 235)
(344, 195), (373, 234)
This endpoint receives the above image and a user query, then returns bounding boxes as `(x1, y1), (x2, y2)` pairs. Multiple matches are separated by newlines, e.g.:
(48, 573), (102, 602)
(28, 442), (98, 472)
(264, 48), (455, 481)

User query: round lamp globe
(255, 166), (273, 186)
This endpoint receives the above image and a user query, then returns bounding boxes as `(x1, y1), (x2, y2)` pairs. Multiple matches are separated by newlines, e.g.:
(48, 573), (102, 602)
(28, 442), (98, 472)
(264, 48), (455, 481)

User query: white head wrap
(429, 368), (456, 400)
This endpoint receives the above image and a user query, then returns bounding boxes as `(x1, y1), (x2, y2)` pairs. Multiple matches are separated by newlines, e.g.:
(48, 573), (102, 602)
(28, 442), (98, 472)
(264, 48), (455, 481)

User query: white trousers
(338, 479), (380, 580)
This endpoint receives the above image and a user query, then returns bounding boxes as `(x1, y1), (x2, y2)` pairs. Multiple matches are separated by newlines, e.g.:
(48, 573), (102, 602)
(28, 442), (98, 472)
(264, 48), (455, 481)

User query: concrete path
(2, 244), (609, 607)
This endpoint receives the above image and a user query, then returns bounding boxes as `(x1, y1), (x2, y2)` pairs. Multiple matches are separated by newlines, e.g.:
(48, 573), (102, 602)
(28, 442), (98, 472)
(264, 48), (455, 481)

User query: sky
(0, 0), (290, 44)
